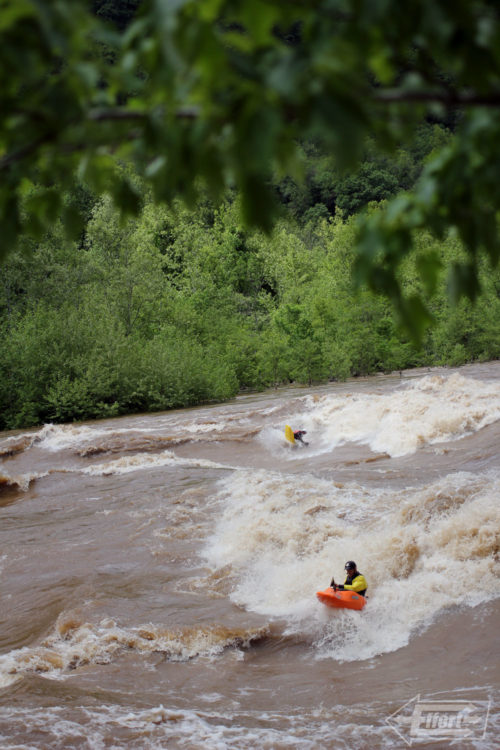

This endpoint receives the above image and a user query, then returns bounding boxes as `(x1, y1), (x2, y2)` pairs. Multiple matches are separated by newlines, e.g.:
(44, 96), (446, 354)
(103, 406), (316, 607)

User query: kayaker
(330, 561), (367, 596)
(293, 429), (308, 445)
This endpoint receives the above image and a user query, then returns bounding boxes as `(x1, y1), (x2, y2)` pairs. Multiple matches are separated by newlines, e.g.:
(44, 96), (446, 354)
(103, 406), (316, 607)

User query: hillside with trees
(1, 1), (500, 429)
(1, 172), (498, 430)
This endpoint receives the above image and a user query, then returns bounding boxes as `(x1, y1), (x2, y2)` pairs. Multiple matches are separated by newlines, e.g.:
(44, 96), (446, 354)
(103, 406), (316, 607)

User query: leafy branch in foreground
(1, 1), (500, 339)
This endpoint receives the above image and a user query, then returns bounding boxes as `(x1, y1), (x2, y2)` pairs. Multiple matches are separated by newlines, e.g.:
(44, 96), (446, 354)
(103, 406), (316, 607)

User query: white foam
(0, 617), (268, 688)
(287, 373), (500, 457)
(0, 703), (394, 750)
(80, 450), (232, 476)
(29, 423), (173, 452)
(203, 468), (500, 661)
(34, 423), (110, 451)
(0, 470), (48, 491)
(256, 425), (306, 459)
(185, 421), (228, 434)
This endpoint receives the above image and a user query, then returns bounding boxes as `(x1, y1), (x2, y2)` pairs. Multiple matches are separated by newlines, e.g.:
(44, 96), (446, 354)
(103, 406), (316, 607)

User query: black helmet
(344, 560), (356, 570)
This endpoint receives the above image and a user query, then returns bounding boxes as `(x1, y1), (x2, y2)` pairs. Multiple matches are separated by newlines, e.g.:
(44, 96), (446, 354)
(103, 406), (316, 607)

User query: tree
(335, 163), (400, 217)
(2, 1), (500, 338)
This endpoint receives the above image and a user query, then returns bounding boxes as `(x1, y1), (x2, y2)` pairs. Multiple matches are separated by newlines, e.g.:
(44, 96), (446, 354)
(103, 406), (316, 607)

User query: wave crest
(0, 614), (269, 687)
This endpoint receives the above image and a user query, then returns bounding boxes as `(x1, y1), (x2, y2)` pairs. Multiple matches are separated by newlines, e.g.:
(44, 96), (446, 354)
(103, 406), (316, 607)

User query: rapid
(0, 362), (499, 749)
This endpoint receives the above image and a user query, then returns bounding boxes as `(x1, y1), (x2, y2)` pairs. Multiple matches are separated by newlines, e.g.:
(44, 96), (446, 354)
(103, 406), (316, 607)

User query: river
(1, 362), (499, 749)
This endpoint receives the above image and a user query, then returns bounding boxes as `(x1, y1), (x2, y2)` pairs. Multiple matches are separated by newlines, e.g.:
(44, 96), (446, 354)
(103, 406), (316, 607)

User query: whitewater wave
(0, 613), (269, 688)
(1, 373), (498, 464)
(80, 450), (233, 476)
(0, 702), (394, 750)
(1, 450), (232, 488)
(0, 470), (48, 493)
(0, 433), (37, 457)
(290, 373), (500, 458)
(0, 423), (179, 455)
(203, 468), (500, 661)
(0, 419), (259, 462)
(77, 434), (190, 457)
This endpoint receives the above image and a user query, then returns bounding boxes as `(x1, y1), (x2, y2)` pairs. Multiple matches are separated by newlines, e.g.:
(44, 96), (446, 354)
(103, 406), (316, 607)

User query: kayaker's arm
(338, 574), (368, 594)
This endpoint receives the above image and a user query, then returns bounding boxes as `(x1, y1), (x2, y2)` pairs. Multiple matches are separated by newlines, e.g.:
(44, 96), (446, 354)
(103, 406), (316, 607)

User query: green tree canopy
(2, 0), (500, 337)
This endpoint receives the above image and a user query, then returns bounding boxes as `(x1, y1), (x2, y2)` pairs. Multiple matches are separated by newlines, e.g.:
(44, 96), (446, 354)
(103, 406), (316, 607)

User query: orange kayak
(316, 587), (366, 611)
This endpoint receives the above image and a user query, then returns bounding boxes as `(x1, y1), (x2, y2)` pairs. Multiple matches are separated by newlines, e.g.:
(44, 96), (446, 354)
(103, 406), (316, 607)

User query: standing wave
(203, 468), (500, 661)
(0, 612), (270, 688)
(297, 373), (500, 457)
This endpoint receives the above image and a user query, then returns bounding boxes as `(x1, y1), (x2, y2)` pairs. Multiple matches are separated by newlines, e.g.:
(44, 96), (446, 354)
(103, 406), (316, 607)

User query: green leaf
(111, 178), (142, 216)
(416, 251), (442, 296)
(397, 294), (434, 345)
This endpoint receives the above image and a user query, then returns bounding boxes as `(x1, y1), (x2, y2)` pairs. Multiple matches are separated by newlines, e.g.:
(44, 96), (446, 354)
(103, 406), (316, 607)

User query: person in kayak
(330, 561), (367, 596)
(293, 429), (308, 445)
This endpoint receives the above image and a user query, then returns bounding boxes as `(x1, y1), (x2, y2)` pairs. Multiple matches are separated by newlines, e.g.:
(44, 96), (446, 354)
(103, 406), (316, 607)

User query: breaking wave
(203, 467), (500, 661)
(80, 450), (232, 475)
(0, 433), (37, 457)
(0, 470), (47, 493)
(294, 373), (500, 457)
(0, 613), (269, 688)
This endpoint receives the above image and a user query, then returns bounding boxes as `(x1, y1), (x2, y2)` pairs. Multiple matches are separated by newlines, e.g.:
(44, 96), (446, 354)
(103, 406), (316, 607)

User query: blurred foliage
(1, 193), (498, 429)
(1, 1), (500, 339)
(92, 0), (141, 31)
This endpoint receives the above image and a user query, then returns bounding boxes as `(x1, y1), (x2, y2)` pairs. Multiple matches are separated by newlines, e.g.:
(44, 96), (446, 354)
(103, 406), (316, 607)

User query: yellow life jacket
(343, 572), (367, 595)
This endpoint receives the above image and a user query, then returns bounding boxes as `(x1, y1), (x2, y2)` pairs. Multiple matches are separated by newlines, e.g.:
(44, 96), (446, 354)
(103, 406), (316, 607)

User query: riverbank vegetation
(2, 2), (500, 430)
(1, 164), (499, 430)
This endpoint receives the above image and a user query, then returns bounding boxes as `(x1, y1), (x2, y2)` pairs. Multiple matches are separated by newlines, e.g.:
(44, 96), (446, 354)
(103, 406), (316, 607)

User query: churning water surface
(0, 362), (499, 749)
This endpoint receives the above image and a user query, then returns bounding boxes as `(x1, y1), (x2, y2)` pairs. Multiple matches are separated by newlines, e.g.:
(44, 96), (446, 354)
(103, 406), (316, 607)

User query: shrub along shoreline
(1, 191), (499, 431)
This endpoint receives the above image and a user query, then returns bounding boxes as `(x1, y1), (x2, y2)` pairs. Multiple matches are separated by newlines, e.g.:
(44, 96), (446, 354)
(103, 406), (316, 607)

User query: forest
(1, 138), (499, 430)
(1, 1), (500, 430)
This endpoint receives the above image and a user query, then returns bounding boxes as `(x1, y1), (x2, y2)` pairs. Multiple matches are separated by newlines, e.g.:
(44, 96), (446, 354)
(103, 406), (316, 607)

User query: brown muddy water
(0, 363), (499, 749)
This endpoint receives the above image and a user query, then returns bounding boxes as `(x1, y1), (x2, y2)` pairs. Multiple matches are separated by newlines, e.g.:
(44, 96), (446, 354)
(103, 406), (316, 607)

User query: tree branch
(0, 106), (200, 172)
(2, 87), (499, 174)
(87, 106), (199, 121)
(373, 88), (500, 107)
(87, 108), (148, 122)
(0, 131), (59, 171)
